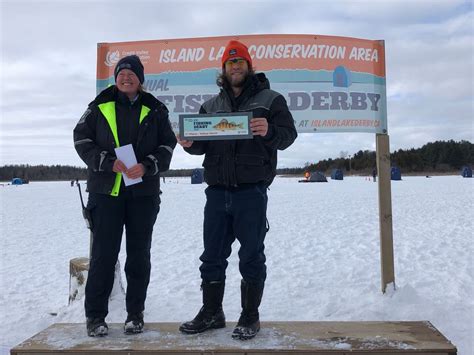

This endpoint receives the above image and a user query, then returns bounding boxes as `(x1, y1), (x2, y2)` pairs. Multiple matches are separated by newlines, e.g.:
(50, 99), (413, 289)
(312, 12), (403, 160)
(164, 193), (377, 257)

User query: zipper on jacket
(229, 142), (237, 187)
(136, 121), (149, 147)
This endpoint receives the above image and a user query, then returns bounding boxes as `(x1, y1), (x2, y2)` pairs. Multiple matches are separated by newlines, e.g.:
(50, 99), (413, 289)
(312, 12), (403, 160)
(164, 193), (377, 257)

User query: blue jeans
(199, 183), (268, 284)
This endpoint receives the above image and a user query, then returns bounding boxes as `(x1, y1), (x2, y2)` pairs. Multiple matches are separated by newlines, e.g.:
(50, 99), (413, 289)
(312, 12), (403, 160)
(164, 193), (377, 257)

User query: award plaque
(179, 112), (253, 141)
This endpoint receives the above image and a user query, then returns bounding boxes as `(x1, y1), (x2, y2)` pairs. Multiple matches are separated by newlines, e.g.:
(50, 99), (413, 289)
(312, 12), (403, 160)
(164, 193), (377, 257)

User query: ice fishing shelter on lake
(331, 169), (344, 180)
(298, 171), (328, 183)
(461, 166), (472, 178)
(11, 178), (24, 185)
(191, 168), (203, 184)
(391, 167), (402, 181)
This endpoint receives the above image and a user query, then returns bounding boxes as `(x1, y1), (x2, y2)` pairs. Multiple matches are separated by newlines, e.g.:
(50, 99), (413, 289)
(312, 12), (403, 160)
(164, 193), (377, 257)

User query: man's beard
(226, 71), (248, 88)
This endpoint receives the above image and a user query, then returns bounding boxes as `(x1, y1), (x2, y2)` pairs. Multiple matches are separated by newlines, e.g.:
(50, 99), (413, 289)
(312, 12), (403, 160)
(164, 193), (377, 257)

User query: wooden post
(69, 257), (89, 304)
(376, 134), (395, 293)
(69, 257), (125, 304)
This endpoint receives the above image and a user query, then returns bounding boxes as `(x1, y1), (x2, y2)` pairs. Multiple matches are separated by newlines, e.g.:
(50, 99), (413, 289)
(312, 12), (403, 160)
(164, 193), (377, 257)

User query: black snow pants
(84, 190), (160, 318)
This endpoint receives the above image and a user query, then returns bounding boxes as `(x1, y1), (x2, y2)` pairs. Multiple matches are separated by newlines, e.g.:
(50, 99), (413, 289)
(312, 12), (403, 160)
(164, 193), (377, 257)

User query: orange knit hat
(221, 40), (252, 68)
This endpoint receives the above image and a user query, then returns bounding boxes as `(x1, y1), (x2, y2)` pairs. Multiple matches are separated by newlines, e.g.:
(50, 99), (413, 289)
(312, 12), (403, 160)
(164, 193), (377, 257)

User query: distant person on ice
(177, 40), (297, 340)
(73, 55), (176, 337)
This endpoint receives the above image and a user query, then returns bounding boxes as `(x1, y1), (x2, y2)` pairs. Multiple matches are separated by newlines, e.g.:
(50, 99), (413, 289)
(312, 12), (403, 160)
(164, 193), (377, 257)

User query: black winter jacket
(184, 73), (297, 186)
(73, 86), (177, 196)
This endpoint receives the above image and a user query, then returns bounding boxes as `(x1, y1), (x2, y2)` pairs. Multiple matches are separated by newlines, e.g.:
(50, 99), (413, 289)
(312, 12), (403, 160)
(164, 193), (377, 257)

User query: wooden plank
(376, 133), (396, 292)
(10, 321), (456, 354)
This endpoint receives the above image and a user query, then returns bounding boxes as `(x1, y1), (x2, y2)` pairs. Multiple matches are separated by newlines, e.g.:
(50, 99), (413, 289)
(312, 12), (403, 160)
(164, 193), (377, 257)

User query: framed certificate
(179, 112), (253, 141)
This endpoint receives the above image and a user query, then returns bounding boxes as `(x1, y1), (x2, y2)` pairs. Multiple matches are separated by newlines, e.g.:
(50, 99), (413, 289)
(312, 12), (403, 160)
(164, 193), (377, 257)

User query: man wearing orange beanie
(178, 39), (297, 340)
(221, 40), (253, 68)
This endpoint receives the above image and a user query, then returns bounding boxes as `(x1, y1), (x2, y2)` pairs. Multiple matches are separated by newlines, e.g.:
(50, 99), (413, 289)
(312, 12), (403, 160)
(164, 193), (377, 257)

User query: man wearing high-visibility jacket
(73, 55), (176, 337)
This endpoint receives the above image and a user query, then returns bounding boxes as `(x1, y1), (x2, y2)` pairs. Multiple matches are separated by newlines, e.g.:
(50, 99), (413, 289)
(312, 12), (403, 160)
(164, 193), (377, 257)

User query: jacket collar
(91, 85), (167, 112)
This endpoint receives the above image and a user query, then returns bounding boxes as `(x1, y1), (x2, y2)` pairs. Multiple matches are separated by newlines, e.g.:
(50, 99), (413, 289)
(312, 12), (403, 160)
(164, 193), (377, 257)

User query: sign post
(376, 134), (395, 292)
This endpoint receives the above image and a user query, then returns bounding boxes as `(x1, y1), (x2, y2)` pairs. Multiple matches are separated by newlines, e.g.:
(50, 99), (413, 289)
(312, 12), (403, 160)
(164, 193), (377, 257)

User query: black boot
(86, 317), (108, 337)
(232, 280), (264, 340)
(124, 312), (144, 334)
(179, 281), (226, 334)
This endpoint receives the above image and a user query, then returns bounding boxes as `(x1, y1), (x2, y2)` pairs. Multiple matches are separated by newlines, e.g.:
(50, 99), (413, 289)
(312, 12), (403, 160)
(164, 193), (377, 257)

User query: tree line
(0, 140), (472, 181)
(300, 140), (472, 175)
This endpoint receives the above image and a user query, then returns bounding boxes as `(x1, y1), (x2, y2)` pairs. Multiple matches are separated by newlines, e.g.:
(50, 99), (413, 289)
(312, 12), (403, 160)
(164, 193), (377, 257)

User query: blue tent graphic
(333, 66), (352, 87)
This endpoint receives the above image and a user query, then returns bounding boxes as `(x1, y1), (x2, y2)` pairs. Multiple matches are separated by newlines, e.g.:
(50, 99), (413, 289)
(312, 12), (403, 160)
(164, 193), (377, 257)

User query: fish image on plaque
(213, 118), (244, 131)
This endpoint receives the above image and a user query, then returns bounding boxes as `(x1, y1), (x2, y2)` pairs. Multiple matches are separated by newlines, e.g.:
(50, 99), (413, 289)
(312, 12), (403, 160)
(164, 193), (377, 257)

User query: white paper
(114, 144), (142, 186)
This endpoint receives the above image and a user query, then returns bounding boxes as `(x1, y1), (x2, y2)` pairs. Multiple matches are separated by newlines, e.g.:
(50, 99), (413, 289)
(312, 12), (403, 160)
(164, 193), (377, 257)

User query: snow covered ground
(0, 176), (472, 354)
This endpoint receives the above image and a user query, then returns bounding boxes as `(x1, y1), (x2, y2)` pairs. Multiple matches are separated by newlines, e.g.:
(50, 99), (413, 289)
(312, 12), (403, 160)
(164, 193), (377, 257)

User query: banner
(97, 34), (387, 134)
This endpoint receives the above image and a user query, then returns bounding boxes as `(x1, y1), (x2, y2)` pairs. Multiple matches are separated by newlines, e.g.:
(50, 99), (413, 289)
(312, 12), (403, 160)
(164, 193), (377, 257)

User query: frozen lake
(0, 175), (472, 354)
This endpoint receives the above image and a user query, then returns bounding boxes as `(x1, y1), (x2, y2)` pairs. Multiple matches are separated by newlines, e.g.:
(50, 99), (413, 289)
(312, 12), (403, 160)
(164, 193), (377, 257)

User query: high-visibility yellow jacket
(74, 86), (177, 196)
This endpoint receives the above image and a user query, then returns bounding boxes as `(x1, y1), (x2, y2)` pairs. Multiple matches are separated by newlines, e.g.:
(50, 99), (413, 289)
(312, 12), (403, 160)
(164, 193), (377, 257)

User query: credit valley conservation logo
(105, 50), (120, 67)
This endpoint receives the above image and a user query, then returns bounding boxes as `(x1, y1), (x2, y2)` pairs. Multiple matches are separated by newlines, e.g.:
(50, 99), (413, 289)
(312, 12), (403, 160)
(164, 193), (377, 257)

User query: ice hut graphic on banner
(333, 66), (352, 87)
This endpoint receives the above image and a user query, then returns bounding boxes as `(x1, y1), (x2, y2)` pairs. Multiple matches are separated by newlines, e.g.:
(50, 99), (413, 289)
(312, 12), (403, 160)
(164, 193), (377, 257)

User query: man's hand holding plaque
(249, 117), (269, 137)
(177, 135), (193, 148)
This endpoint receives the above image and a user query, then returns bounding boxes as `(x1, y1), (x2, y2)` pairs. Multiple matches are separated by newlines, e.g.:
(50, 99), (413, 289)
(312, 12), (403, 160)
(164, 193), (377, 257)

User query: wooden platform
(11, 321), (457, 354)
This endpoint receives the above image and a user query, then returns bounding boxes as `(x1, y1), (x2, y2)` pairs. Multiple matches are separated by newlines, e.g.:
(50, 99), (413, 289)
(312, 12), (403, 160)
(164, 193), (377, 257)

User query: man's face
(116, 69), (140, 96)
(224, 58), (249, 88)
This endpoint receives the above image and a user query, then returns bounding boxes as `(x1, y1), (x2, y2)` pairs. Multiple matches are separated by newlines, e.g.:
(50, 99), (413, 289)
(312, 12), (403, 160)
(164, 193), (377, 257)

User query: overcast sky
(0, 0), (472, 169)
